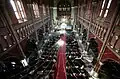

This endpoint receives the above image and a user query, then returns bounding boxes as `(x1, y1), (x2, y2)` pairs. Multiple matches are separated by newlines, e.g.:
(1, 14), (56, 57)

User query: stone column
(86, 0), (92, 42)
(2, 4), (26, 58)
(53, 7), (57, 26)
(75, 7), (77, 27)
(43, 4), (46, 16)
(35, 31), (39, 44)
(71, 6), (74, 26)
(91, 4), (119, 78)
(90, 61), (103, 79)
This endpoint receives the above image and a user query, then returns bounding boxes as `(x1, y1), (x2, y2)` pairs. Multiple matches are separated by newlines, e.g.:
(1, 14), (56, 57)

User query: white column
(53, 7), (57, 26)
(74, 6), (77, 29)
(71, 7), (74, 26)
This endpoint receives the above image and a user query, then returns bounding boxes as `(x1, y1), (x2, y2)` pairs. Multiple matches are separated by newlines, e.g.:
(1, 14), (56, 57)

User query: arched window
(104, 0), (112, 17)
(99, 0), (106, 16)
(10, 0), (27, 23)
(32, 3), (40, 18)
(99, 0), (112, 18)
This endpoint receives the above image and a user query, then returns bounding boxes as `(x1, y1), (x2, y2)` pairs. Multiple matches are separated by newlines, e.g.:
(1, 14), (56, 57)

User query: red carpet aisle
(55, 34), (66, 79)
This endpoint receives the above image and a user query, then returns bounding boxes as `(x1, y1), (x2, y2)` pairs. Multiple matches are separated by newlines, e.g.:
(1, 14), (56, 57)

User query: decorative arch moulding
(101, 47), (120, 64)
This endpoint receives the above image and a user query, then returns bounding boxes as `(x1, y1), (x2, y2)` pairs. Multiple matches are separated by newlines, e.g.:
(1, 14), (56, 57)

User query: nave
(2, 34), (59, 79)
(0, 29), (93, 79)
(66, 35), (89, 79)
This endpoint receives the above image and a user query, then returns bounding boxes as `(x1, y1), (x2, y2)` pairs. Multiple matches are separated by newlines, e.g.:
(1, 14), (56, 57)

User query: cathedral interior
(0, 0), (120, 79)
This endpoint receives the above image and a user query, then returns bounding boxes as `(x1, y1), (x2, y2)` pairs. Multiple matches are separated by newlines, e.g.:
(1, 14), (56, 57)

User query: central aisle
(56, 34), (66, 79)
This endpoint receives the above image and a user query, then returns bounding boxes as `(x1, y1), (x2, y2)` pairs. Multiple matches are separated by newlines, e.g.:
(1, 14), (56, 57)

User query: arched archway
(99, 60), (120, 79)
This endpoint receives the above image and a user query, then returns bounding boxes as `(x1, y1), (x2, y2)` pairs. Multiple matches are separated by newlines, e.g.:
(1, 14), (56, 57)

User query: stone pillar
(71, 6), (74, 26)
(78, 5), (80, 17)
(48, 22), (51, 33)
(90, 69), (99, 79)
(43, 4), (46, 16)
(40, 5), (43, 19)
(90, 61), (103, 79)
(71, 0), (74, 26)
(43, 24), (46, 35)
(80, 23), (84, 40)
(91, 5), (119, 78)
(2, 4), (26, 58)
(35, 31), (39, 44)
(29, 3), (39, 45)
(53, 7), (57, 25)
(86, 0), (92, 42)
(75, 6), (78, 29)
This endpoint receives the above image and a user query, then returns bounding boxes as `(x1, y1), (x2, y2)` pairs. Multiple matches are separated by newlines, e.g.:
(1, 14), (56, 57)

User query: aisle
(55, 34), (66, 79)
